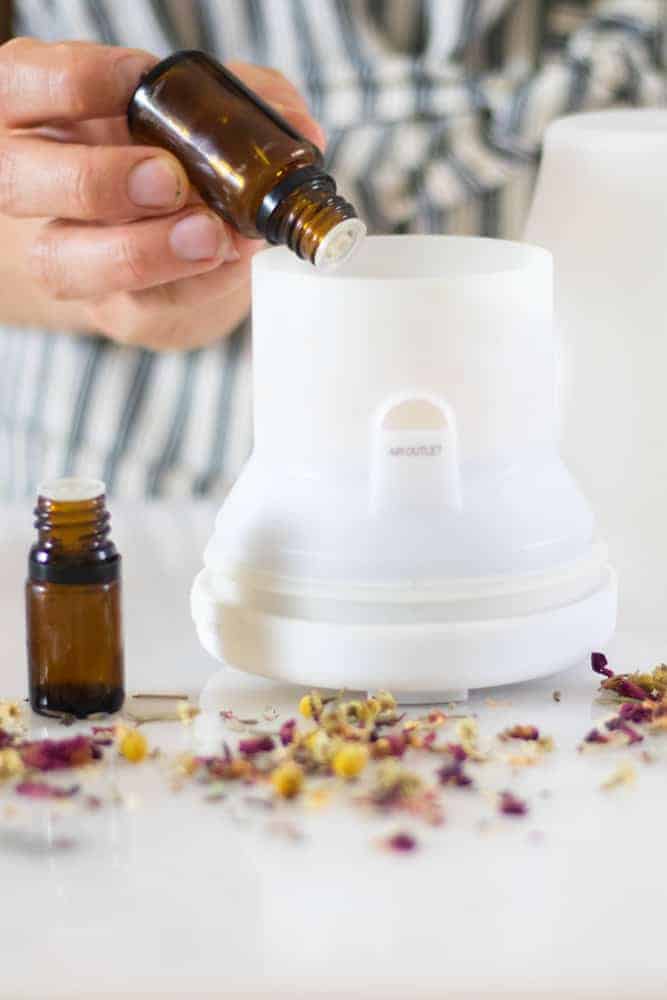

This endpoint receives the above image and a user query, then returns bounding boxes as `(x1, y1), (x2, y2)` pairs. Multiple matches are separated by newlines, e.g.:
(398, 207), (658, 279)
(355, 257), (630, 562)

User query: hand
(0, 39), (325, 350)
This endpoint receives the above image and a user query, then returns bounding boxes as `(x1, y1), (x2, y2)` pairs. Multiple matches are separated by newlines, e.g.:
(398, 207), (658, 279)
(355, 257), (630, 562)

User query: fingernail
(169, 212), (239, 262)
(128, 158), (183, 208)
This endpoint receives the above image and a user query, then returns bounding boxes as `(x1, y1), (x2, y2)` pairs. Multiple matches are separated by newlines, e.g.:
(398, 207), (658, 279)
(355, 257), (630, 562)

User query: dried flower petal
(279, 719), (297, 746)
(332, 743), (368, 779)
(0, 748), (24, 780)
(238, 735), (275, 756)
(498, 791), (528, 816)
(584, 728), (610, 744)
(601, 761), (636, 790)
(382, 832), (418, 853)
(605, 717), (644, 744)
(15, 780), (79, 799)
(271, 761), (303, 799)
(119, 730), (149, 763)
(499, 724), (540, 741)
(437, 761), (473, 788)
(608, 677), (653, 702)
(618, 702), (653, 724)
(592, 652), (613, 677)
(20, 734), (101, 771)
(298, 693), (323, 720)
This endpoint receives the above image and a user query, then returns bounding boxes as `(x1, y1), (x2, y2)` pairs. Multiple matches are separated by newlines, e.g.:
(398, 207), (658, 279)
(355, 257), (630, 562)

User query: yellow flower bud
(299, 692), (323, 719)
(119, 729), (149, 763)
(271, 760), (304, 799)
(332, 743), (368, 780)
(0, 748), (24, 780)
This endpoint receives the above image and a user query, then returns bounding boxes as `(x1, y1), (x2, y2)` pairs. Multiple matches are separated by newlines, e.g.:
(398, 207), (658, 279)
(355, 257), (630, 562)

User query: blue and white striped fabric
(1, 0), (664, 498)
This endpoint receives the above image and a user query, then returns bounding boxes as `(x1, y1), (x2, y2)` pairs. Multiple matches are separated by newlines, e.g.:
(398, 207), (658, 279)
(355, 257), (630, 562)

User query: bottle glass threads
(26, 478), (124, 718)
(128, 50), (365, 270)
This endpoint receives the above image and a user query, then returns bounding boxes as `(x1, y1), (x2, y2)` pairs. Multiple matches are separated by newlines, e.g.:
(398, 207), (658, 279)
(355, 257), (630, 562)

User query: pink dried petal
(592, 652), (613, 677)
(618, 702), (653, 724)
(0, 729), (12, 748)
(501, 724), (540, 741)
(20, 734), (101, 772)
(384, 832), (418, 853)
(614, 678), (650, 702)
(385, 733), (408, 757)
(15, 780), (79, 799)
(605, 718), (644, 744)
(498, 791), (528, 816)
(438, 761), (473, 788)
(279, 719), (297, 746)
(446, 743), (468, 761)
(584, 728), (610, 744)
(238, 735), (274, 756)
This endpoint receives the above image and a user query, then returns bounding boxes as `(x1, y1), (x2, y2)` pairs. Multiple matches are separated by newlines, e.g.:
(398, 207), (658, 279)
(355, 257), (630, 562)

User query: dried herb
(498, 791), (528, 816)
(239, 735), (275, 756)
(382, 831), (418, 853)
(15, 780), (79, 799)
(20, 735), (101, 772)
(499, 724), (540, 741)
(591, 652), (613, 677)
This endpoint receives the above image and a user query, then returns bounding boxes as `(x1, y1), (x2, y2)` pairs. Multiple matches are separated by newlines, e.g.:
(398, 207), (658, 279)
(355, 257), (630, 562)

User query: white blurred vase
(525, 110), (667, 630)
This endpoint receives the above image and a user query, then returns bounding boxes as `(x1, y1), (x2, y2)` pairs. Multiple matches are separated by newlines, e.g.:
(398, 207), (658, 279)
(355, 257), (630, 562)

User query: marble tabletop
(1, 501), (666, 1000)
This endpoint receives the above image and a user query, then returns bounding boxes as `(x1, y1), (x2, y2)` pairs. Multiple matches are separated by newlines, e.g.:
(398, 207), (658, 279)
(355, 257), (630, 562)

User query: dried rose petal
(238, 735), (275, 756)
(437, 761), (473, 788)
(279, 719), (297, 746)
(446, 743), (468, 762)
(384, 832), (418, 853)
(605, 718), (644, 744)
(584, 728), (610, 744)
(498, 791), (528, 816)
(592, 652), (613, 677)
(500, 724), (540, 741)
(612, 678), (651, 702)
(15, 780), (79, 799)
(19, 734), (101, 772)
(0, 729), (12, 749)
(385, 733), (408, 757)
(618, 702), (653, 724)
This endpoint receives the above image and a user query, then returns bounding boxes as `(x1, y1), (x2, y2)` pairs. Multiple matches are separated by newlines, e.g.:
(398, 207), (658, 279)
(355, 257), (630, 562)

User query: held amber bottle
(128, 50), (365, 270)
(26, 478), (124, 719)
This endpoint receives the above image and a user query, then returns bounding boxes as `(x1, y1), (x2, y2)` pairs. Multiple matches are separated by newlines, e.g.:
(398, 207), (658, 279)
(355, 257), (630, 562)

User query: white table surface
(1, 501), (667, 999)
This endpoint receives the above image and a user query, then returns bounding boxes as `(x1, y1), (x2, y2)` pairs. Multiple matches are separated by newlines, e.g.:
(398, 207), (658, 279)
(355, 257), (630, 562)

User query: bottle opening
(313, 218), (367, 272)
(37, 477), (106, 502)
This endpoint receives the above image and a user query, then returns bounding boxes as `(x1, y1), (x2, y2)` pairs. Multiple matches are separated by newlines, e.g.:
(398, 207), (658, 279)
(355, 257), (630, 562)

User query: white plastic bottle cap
(37, 477), (106, 502)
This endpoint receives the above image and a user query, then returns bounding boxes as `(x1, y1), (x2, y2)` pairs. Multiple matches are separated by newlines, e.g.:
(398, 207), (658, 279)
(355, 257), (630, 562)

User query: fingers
(29, 208), (241, 300)
(0, 135), (191, 221)
(0, 38), (156, 127)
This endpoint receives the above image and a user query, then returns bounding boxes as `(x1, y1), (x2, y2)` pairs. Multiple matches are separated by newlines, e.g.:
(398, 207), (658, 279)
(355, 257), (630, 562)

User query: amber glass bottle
(128, 50), (365, 270)
(26, 478), (124, 719)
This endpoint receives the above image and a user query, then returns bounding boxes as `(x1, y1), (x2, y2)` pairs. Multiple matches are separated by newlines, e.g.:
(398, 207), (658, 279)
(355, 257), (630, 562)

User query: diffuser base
(191, 564), (617, 694)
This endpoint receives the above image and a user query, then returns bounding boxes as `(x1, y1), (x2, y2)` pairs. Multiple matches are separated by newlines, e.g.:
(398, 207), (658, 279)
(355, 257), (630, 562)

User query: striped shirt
(1, 0), (664, 498)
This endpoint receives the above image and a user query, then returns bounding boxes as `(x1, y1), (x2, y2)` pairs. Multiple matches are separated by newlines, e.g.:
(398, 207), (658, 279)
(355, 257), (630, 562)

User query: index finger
(0, 38), (156, 128)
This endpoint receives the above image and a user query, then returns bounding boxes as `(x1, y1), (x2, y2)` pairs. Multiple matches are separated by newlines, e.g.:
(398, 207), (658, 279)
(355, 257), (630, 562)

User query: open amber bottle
(26, 478), (124, 718)
(128, 50), (365, 270)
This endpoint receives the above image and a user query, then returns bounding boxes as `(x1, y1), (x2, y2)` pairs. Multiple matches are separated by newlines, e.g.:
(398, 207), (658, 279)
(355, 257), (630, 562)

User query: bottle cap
(37, 477), (106, 502)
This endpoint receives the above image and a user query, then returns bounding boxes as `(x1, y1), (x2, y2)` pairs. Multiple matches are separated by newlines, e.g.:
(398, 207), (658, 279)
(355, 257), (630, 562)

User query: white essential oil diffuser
(192, 236), (616, 698)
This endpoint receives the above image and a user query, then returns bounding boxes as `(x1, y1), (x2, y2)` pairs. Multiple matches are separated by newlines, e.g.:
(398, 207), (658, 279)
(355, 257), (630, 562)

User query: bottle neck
(262, 173), (365, 269)
(30, 492), (119, 584)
